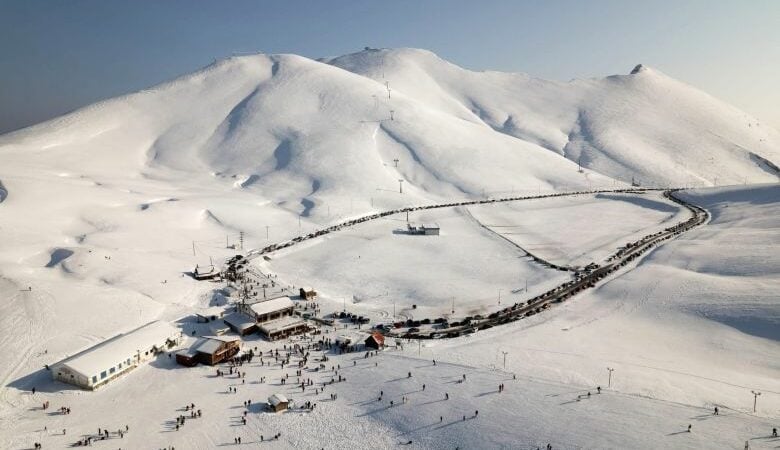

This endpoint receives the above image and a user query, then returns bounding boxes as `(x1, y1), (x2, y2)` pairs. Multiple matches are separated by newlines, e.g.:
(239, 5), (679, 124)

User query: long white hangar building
(51, 320), (181, 390)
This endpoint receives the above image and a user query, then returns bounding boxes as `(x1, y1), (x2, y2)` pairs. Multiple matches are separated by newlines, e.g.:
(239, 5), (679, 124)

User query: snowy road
(239, 188), (707, 339)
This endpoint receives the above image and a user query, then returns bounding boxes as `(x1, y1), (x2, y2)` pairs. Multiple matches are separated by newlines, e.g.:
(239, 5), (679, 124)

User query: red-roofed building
(364, 332), (385, 350)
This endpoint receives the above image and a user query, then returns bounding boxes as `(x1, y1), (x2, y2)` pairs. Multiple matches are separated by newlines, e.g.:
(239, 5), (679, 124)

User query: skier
(687, 424), (692, 433)
(772, 427), (777, 437)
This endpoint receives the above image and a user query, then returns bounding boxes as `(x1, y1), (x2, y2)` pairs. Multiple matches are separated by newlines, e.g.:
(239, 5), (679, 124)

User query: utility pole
(498, 288), (502, 305)
(501, 351), (508, 370)
(393, 158), (399, 168)
(398, 179), (404, 194)
(226, 235), (229, 248)
(525, 279), (528, 293)
(607, 367), (615, 388)
(406, 210), (409, 223)
(451, 297), (455, 314)
(390, 110), (394, 121)
(192, 241), (196, 256)
(751, 390), (761, 412)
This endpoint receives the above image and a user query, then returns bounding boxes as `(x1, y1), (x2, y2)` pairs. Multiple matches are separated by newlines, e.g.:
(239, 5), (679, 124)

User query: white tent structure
(51, 320), (180, 390)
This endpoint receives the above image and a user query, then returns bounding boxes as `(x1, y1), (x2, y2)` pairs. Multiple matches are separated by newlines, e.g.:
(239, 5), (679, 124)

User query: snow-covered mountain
(1, 48), (778, 214)
(1, 48), (779, 449)
(328, 48), (780, 186)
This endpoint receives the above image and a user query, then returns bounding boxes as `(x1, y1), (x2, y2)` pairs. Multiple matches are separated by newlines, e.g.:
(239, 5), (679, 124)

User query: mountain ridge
(1, 47), (778, 209)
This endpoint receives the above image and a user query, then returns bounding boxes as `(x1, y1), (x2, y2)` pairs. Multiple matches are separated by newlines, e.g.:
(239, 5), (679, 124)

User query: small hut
(193, 264), (219, 280)
(268, 393), (289, 412)
(299, 287), (317, 300)
(364, 332), (385, 350)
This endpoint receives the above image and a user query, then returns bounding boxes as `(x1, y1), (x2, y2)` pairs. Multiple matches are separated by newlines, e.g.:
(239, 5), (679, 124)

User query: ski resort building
(258, 316), (309, 341)
(364, 332), (385, 350)
(195, 306), (227, 323)
(222, 313), (258, 336)
(407, 223), (440, 235)
(51, 321), (181, 390)
(299, 287), (317, 300)
(238, 296), (295, 323)
(175, 336), (241, 366)
(193, 264), (219, 281)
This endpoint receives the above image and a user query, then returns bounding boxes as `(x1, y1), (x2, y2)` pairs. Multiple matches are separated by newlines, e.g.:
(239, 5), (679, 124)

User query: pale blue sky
(1, 0), (778, 134)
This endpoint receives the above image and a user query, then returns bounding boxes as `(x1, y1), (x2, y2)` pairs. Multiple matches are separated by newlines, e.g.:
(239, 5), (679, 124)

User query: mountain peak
(630, 64), (647, 75)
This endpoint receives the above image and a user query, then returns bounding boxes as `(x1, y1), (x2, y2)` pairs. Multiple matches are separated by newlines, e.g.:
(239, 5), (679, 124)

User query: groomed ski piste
(0, 48), (778, 449)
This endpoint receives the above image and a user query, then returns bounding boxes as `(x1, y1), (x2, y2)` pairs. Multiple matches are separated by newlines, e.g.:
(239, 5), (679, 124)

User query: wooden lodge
(176, 336), (241, 367)
(268, 393), (289, 412)
(364, 332), (385, 350)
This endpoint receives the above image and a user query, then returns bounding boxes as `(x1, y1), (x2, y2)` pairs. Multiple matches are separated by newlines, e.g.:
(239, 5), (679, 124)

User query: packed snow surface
(0, 47), (778, 449)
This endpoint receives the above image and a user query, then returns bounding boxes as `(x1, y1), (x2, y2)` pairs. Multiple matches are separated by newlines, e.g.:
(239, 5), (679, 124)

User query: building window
(109, 367), (116, 374)
(92, 376), (97, 383)
(127, 358), (131, 365)
(100, 371), (107, 379)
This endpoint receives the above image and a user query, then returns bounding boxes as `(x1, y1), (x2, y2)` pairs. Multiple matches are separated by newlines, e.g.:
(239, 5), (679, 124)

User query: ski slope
(0, 47), (778, 449)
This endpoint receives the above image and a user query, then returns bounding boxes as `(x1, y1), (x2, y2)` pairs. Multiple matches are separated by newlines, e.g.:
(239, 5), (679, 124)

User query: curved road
(227, 188), (708, 339)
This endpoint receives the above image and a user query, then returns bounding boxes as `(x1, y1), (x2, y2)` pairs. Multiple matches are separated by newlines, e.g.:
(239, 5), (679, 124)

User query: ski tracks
(0, 277), (55, 408)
